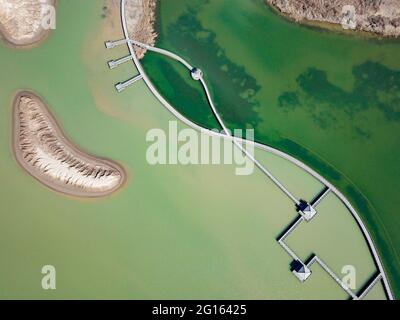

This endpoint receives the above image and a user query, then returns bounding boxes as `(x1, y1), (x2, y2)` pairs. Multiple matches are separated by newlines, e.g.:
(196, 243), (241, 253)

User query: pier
(297, 200), (317, 222)
(106, 35), (386, 300)
(115, 75), (143, 92)
(105, 39), (129, 49)
(108, 55), (134, 69)
(106, 36), (302, 206)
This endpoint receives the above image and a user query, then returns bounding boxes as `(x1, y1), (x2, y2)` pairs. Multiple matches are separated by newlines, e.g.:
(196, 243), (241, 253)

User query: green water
(141, 0), (400, 297)
(0, 0), (387, 299)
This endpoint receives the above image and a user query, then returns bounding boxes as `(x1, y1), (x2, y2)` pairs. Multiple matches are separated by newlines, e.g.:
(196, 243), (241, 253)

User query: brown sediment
(125, 0), (158, 59)
(12, 91), (126, 198)
(0, 0), (56, 49)
(266, 0), (400, 38)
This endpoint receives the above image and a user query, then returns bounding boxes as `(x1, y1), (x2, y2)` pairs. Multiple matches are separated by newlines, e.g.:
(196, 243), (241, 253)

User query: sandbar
(12, 91), (126, 197)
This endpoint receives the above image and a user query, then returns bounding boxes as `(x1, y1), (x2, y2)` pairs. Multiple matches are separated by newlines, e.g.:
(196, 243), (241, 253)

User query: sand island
(12, 91), (126, 197)
(0, 0), (55, 47)
(266, 0), (400, 37)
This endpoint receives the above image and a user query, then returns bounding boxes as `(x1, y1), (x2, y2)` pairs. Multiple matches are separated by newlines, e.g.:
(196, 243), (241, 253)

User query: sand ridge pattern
(0, 0), (55, 47)
(12, 91), (126, 197)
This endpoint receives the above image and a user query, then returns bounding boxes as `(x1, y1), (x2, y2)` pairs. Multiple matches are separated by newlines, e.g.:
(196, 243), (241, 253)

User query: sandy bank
(266, 0), (400, 38)
(125, 0), (158, 59)
(0, 0), (56, 48)
(12, 91), (126, 198)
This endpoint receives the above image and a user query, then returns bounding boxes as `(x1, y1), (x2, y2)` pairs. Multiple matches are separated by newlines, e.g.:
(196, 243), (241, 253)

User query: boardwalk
(108, 55), (133, 69)
(277, 213), (359, 298)
(107, 0), (394, 300)
(277, 187), (391, 299)
(278, 216), (303, 243)
(106, 37), (301, 205)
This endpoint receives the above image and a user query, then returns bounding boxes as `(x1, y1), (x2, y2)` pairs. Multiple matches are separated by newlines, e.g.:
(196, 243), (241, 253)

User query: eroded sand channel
(12, 91), (126, 197)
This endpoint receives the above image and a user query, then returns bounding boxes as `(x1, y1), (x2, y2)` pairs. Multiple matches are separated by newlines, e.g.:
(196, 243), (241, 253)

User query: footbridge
(308, 255), (358, 299)
(106, 37), (302, 206)
(102, 0), (394, 300)
(115, 74), (143, 92)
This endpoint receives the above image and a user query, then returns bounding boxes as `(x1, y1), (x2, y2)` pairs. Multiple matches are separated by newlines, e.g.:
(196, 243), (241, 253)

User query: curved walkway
(118, 37), (300, 205)
(117, 0), (393, 300)
(129, 39), (194, 70)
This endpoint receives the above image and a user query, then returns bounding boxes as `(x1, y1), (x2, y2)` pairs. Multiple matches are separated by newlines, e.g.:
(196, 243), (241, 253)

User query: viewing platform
(292, 261), (312, 282)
